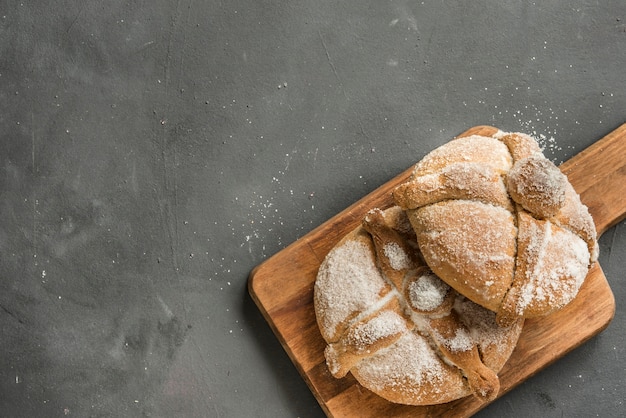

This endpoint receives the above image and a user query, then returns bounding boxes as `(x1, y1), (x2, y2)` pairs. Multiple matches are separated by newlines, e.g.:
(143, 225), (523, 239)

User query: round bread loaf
(314, 207), (524, 406)
(393, 131), (598, 326)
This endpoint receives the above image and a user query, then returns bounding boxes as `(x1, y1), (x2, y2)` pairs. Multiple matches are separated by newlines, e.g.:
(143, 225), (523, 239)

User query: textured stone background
(1, 1), (624, 416)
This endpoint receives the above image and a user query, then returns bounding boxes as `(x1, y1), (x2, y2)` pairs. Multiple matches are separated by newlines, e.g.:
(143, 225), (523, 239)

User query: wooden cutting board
(248, 124), (626, 417)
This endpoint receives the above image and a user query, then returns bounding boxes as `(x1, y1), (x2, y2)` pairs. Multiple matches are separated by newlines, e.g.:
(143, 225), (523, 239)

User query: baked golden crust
(393, 131), (598, 326)
(412, 200), (517, 313)
(497, 209), (591, 324)
(314, 207), (524, 406)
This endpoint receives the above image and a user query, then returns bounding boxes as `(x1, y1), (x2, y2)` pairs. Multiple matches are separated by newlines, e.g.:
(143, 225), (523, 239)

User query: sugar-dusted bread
(393, 132), (598, 326)
(314, 207), (524, 406)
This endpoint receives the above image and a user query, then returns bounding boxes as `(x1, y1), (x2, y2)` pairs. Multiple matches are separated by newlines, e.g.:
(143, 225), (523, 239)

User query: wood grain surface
(249, 124), (626, 417)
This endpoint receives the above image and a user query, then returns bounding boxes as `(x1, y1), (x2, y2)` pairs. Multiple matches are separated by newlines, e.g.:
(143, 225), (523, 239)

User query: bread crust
(393, 131), (598, 325)
(410, 200), (517, 313)
(314, 207), (524, 405)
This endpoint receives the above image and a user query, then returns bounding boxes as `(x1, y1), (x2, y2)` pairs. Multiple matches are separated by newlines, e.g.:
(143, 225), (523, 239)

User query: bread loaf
(314, 207), (524, 405)
(393, 131), (598, 326)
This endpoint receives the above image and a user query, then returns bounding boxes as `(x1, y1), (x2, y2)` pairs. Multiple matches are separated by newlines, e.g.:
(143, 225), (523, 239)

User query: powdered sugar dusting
(408, 272), (450, 311)
(455, 297), (519, 354)
(346, 310), (407, 353)
(415, 200), (516, 307)
(353, 332), (452, 395)
(430, 325), (473, 353)
(315, 239), (388, 341)
(413, 136), (512, 177)
(516, 218), (590, 314)
(384, 242), (411, 270)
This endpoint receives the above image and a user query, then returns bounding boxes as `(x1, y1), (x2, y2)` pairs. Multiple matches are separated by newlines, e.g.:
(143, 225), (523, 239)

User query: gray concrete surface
(1, 1), (624, 417)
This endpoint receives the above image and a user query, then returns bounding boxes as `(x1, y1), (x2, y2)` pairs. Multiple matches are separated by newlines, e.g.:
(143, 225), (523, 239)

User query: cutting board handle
(559, 123), (626, 236)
